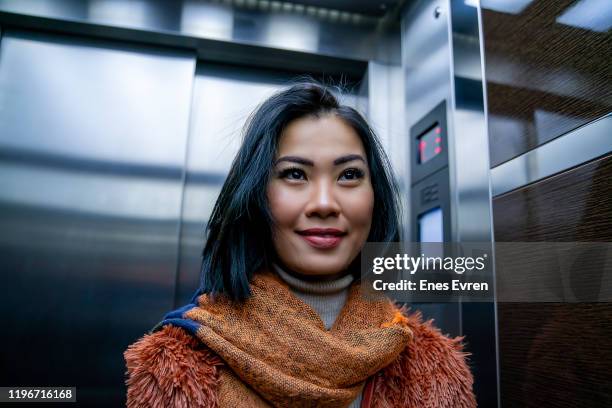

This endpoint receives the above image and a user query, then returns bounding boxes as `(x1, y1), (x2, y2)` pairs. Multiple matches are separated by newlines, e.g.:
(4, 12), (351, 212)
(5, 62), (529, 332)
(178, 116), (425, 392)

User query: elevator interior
(1, 0), (610, 407)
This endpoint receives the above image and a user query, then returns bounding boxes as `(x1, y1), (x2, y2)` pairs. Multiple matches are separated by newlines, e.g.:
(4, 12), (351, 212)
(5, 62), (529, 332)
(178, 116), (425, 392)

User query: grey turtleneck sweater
(272, 263), (363, 408)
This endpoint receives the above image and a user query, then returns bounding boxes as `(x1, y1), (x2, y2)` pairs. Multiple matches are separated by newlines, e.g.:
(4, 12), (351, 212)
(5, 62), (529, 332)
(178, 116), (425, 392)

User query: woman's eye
(280, 167), (306, 180)
(340, 168), (365, 181)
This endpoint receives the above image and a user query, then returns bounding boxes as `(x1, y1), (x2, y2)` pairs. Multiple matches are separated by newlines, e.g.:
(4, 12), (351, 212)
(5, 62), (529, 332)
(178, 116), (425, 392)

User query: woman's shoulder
(124, 325), (223, 408)
(376, 308), (477, 408)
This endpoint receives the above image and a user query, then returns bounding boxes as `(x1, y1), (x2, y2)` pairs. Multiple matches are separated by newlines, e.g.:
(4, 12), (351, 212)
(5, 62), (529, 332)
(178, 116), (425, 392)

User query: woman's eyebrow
(333, 154), (366, 165)
(275, 154), (366, 166)
(275, 156), (314, 166)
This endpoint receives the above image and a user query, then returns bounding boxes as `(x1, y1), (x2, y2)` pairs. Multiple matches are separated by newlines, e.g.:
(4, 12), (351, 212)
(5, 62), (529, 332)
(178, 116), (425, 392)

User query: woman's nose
(305, 180), (341, 218)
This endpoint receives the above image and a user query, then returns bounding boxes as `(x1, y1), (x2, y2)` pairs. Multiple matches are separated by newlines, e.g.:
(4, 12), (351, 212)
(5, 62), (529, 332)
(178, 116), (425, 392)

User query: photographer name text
(372, 279), (489, 292)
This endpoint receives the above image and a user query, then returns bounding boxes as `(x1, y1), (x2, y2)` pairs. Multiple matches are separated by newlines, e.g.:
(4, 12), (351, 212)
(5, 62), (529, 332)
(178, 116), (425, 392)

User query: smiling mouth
(296, 229), (347, 249)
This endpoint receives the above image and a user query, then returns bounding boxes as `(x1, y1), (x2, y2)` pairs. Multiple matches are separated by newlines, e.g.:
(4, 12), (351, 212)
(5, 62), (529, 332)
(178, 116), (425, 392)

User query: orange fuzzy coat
(124, 310), (476, 407)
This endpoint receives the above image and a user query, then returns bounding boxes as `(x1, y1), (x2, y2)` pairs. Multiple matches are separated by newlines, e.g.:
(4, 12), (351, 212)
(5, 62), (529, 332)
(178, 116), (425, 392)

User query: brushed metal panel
(491, 113), (612, 196)
(450, 0), (493, 243)
(0, 29), (195, 405)
(400, 0), (468, 397)
(0, 31), (192, 167)
(0, 0), (390, 63)
(176, 64), (289, 305)
(402, 0), (453, 240)
(450, 1), (498, 406)
(275, 0), (401, 17)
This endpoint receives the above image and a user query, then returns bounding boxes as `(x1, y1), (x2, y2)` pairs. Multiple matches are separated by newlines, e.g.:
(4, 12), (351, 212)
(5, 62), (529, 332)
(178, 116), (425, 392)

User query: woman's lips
(296, 229), (346, 249)
(300, 234), (343, 249)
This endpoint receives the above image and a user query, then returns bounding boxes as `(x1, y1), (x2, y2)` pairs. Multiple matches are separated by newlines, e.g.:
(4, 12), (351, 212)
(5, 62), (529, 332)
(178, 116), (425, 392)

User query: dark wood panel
(496, 303), (612, 408)
(482, 0), (612, 167)
(493, 154), (612, 242)
(493, 154), (612, 407)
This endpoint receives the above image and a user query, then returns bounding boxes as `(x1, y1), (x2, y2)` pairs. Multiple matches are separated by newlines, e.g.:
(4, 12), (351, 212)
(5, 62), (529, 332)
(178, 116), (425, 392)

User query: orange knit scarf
(164, 269), (412, 408)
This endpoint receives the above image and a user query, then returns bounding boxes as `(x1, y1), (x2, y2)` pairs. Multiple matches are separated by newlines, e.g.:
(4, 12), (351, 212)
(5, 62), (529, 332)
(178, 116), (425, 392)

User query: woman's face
(267, 114), (374, 279)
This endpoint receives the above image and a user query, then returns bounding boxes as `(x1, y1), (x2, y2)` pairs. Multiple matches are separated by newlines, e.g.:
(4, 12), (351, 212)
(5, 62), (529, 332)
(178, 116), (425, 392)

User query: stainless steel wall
(0, 28), (195, 405)
(400, 0), (498, 405)
(0, 0), (392, 74)
(401, 0), (459, 332)
(176, 64), (289, 305)
(0, 22), (368, 407)
(0, 0), (378, 57)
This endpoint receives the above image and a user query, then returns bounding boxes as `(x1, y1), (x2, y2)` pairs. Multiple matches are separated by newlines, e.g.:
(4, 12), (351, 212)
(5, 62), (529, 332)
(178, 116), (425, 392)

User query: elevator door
(0, 29), (195, 406)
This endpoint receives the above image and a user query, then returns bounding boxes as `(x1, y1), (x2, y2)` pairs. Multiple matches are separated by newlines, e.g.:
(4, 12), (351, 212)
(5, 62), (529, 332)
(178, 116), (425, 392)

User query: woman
(124, 82), (476, 407)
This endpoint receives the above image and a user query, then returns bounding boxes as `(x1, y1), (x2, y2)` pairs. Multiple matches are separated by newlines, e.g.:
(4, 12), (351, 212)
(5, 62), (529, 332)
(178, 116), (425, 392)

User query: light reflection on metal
(0, 0), (385, 62)
(477, 0), (533, 14)
(491, 114), (612, 197)
(176, 65), (289, 304)
(449, 1), (498, 406)
(556, 0), (612, 32)
(181, 1), (234, 40)
(449, 1), (493, 244)
(264, 13), (319, 52)
(88, 0), (149, 29)
(0, 28), (196, 405)
(0, 31), (192, 167)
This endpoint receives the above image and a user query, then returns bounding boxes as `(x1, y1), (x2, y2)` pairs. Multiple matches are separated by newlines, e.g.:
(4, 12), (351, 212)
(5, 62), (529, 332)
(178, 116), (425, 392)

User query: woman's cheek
(268, 185), (306, 232)
(269, 189), (297, 223)
(359, 195), (375, 245)
(346, 187), (374, 229)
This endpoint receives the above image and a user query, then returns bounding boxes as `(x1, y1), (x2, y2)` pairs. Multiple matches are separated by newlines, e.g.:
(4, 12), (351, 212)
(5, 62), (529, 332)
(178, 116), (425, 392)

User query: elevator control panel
(410, 101), (451, 242)
(417, 124), (443, 164)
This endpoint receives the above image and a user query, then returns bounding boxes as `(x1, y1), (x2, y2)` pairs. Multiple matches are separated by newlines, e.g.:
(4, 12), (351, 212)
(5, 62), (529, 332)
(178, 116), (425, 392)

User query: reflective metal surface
(276, 0), (401, 17)
(401, 0), (451, 246)
(365, 61), (406, 186)
(176, 64), (290, 305)
(0, 29), (195, 405)
(449, 1), (498, 406)
(401, 0), (462, 354)
(491, 113), (612, 197)
(449, 0), (493, 243)
(0, 0), (396, 64)
(402, 0), (451, 132)
(402, 1), (498, 405)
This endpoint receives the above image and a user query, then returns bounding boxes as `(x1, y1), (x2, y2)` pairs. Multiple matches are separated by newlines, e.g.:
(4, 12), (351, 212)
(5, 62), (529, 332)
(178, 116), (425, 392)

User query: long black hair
(194, 81), (402, 302)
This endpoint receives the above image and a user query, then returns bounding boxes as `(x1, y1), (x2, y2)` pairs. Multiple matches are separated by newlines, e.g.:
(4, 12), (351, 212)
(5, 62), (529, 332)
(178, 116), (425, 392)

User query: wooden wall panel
(482, 0), (612, 167)
(493, 154), (612, 407)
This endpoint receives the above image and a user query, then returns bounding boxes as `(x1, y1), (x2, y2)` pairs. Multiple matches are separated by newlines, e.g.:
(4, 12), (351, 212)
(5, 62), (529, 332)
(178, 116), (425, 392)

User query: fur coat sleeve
(372, 311), (476, 408)
(124, 325), (223, 408)
(124, 311), (476, 408)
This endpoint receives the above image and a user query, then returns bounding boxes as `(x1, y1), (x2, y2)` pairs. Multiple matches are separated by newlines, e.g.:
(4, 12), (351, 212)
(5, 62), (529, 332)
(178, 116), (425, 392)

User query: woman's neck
(271, 262), (354, 295)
